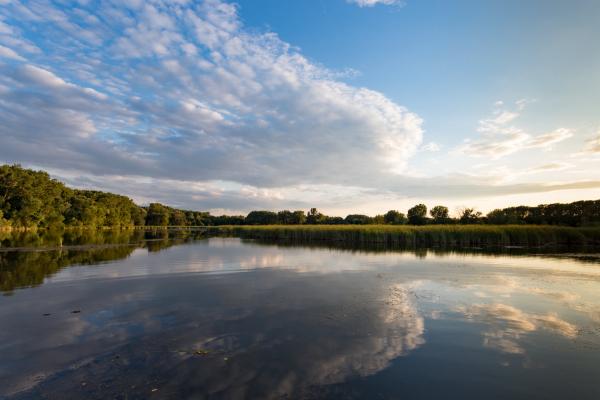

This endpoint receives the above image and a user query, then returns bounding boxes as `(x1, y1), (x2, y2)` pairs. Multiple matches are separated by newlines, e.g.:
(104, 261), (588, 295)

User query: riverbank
(2, 225), (600, 249)
(209, 225), (600, 247)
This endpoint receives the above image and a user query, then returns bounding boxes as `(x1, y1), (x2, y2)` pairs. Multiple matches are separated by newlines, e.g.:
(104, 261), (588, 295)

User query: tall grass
(209, 225), (600, 248)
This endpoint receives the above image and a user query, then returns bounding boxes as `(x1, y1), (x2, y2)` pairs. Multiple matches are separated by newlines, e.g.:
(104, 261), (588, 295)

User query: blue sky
(0, 0), (599, 215)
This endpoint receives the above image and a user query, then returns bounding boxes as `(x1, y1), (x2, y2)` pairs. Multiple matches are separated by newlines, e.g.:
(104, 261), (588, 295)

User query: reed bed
(209, 225), (600, 248)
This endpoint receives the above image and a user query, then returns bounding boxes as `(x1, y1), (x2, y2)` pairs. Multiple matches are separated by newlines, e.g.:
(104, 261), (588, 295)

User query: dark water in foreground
(1, 235), (600, 399)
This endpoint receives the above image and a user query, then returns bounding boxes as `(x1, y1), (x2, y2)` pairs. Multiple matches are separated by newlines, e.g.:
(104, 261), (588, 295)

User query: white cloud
(420, 142), (441, 152)
(527, 162), (573, 173)
(583, 131), (600, 154)
(347, 0), (405, 7)
(0, 44), (25, 61)
(0, 0), (423, 190)
(457, 100), (573, 158)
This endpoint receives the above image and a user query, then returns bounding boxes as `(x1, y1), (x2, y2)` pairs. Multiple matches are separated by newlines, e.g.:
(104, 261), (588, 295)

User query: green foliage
(459, 208), (483, 224)
(486, 201), (600, 226)
(372, 214), (385, 224)
(408, 204), (428, 225)
(0, 210), (9, 228)
(209, 214), (245, 225)
(306, 208), (326, 224)
(344, 214), (373, 224)
(0, 165), (145, 228)
(277, 210), (307, 224)
(384, 210), (407, 225)
(169, 209), (188, 226)
(0, 164), (68, 228)
(145, 203), (170, 226)
(2, 165), (599, 229)
(323, 216), (345, 224)
(246, 210), (278, 225)
(430, 206), (450, 224)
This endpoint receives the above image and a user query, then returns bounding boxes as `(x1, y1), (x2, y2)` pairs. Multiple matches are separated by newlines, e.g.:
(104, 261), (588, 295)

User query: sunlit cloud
(526, 162), (573, 174)
(584, 131), (600, 154)
(0, 0), (423, 189)
(456, 100), (574, 159)
(420, 142), (441, 152)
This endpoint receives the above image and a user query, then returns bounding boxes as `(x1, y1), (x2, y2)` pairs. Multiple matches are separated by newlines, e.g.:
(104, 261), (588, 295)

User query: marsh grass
(210, 225), (600, 247)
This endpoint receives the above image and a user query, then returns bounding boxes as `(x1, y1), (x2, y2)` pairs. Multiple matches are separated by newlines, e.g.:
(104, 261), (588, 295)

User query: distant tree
(291, 210), (306, 225)
(459, 208), (483, 224)
(245, 210), (278, 225)
(373, 214), (385, 224)
(0, 164), (68, 228)
(188, 211), (212, 226)
(323, 216), (345, 224)
(407, 204), (428, 225)
(430, 205), (450, 224)
(3, 164), (600, 229)
(306, 208), (326, 224)
(169, 209), (187, 226)
(146, 203), (170, 226)
(273, 210), (306, 224)
(64, 193), (101, 227)
(486, 209), (508, 225)
(383, 210), (406, 225)
(131, 206), (147, 226)
(345, 214), (373, 225)
(210, 215), (245, 225)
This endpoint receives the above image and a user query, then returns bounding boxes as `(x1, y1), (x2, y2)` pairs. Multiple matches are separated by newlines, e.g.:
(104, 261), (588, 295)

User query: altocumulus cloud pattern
(0, 0), (423, 194)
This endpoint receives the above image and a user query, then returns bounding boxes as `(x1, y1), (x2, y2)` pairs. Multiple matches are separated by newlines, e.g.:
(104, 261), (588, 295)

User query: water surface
(1, 236), (599, 399)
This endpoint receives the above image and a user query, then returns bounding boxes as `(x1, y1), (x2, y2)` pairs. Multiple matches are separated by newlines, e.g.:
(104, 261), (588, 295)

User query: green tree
(277, 210), (294, 224)
(372, 214), (385, 224)
(246, 211), (278, 225)
(131, 206), (147, 226)
(291, 210), (306, 224)
(407, 204), (428, 225)
(169, 209), (187, 226)
(430, 205), (450, 224)
(459, 208), (483, 224)
(486, 209), (508, 224)
(323, 216), (345, 224)
(306, 208), (326, 224)
(0, 165), (68, 228)
(383, 210), (407, 225)
(345, 214), (373, 224)
(146, 203), (169, 226)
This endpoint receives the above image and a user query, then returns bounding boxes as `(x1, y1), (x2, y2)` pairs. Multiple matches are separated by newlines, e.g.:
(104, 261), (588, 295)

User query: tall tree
(407, 204), (428, 225)
(384, 210), (407, 225)
(146, 203), (170, 226)
(430, 205), (450, 224)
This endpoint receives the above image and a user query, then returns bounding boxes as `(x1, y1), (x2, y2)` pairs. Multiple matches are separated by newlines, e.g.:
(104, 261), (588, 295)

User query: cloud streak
(347, 0), (405, 7)
(584, 131), (600, 154)
(457, 101), (574, 159)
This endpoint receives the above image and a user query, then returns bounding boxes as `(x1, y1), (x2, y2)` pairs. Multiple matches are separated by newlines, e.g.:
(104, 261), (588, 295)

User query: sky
(0, 0), (599, 216)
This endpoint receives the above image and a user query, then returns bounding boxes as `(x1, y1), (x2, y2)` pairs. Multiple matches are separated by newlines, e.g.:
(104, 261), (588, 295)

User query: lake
(1, 232), (600, 399)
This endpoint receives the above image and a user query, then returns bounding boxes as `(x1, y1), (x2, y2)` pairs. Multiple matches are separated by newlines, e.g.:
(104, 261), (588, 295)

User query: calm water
(1, 234), (600, 399)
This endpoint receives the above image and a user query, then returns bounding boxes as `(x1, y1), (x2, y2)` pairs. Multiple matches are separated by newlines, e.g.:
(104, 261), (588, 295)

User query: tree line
(1, 165), (599, 228)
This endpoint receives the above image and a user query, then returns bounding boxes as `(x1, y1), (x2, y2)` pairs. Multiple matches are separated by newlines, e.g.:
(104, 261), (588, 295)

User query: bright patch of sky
(0, 0), (599, 215)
